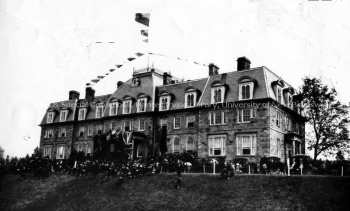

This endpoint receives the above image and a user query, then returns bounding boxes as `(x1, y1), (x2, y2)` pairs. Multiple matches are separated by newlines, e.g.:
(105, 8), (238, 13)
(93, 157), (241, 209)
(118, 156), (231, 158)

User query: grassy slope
(1, 173), (350, 211)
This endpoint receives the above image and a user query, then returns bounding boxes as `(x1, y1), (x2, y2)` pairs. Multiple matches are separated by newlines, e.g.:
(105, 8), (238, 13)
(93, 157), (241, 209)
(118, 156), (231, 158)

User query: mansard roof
(40, 99), (78, 125)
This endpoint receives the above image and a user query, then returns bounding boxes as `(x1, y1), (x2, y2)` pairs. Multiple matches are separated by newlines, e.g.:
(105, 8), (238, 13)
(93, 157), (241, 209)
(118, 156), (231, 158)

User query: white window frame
(78, 108), (87, 120)
(47, 112), (54, 123)
(56, 145), (65, 159)
(239, 82), (254, 100)
(139, 119), (145, 131)
(45, 129), (54, 138)
(159, 96), (171, 111)
(174, 117), (181, 129)
(96, 105), (104, 118)
(88, 124), (93, 136)
(237, 109), (254, 123)
(137, 98), (147, 113)
(185, 92), (197, 108)
(276, 111), (281, 127)
(277, 87), (283, 104)
(211, 87), (225, 104)
(109, 101), (118, 116)
(186, 136), (195, 151)
(208, 135), (226, 156)
(43, 146), (52, 158)
(173, 137), (180, 153)
(58, 127), (66, 137)
(96, 125), (103, 134)
(122, 100), (132, 114)
(236, 134), (257, 156)
(209, 111), (227, 125)
(60, 110), (68, 122)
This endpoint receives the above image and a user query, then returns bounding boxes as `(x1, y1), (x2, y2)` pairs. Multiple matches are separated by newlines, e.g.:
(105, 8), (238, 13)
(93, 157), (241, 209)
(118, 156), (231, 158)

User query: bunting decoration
(127, 57), (136, 61)
(141, 30), (148, 37)
(135, 13), (150, 27)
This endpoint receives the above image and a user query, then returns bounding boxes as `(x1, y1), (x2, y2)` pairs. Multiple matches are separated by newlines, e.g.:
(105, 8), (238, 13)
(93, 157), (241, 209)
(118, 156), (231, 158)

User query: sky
(0, 0), (350, 158)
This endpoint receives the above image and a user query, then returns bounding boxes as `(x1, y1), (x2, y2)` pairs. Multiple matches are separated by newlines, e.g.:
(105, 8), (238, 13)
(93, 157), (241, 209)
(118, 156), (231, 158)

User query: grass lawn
(1, 173), (349, 211)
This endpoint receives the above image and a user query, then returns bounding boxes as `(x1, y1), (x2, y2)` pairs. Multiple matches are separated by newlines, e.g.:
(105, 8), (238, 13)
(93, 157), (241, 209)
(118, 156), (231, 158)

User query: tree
(300, 77), (350, 160)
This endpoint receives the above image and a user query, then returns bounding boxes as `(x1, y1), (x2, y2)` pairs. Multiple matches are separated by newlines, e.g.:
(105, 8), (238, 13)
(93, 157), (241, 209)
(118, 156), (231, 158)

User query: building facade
(39, 57), (306, 163)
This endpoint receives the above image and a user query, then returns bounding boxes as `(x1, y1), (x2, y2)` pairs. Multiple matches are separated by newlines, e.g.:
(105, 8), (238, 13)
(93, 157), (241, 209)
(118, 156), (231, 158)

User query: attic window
(109, 99), (118, 116)
(137, 95), (148, 113)
(60, 110), (68, 122)
(159, 93), (171, 111)
(78, 108), (86, 120)
(47, 112), (54, 123)
(211, 82), (226, 104)
(96, 103), (104, 118)
(238, 77), (256, 101)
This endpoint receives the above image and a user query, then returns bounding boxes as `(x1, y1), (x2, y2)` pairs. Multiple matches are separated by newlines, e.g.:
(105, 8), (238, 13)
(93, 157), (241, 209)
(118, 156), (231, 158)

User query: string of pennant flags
(86, 12), (208, 87)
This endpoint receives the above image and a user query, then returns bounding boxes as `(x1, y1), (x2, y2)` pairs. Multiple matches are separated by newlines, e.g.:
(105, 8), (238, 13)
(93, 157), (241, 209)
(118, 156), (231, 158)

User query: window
(137, 98), (147, 112)
(209, 111), (227, 125)
(238, 81), (254, 100)
(276, 112), (281, 127)
(186, 137), (195, 151)
(95, 125), (102, 134)
(237, 109), (254, 123)
(242, 85), (250, 99)
(124, 121), (131, 131)
(137, 144), (143, 157)
(286, 117), (291, 130)
(139, 119), (145, 131)
(44, 129), (54, 138)
(160, 119), (168, 126)
(96, 104), (104, 118)
(47, 112), (54, 123)
(212, 88), (223, 103)
(277, 138), (281, 158)
(236, 134), (256, 155)
(86, 144), (92, 156)
(123, 100), (132, 114)
(110, 122), (117, 130)
(58, 127), (66, 137)
(60, 110), (68, 122)
(288, 95), (293, 109)
(56, 146), (65, 159)
(88, 125), (93, 136)
(78, 108), (86, 120)
(187, 116), (195, 128)
(185, 92), (196, 108)
(43, 146), (51, 158)
(77, 144), (83, 152)
(295, 123), (300, 134)
(208, 135), (226, 156)
(109, 101), (118, 116)
(160, 96), (171, 111)
(174, 117), (181, 129)
(277, 87), (282, 104)
(173, 137), (180, 153)
(79, 127), (85, 137)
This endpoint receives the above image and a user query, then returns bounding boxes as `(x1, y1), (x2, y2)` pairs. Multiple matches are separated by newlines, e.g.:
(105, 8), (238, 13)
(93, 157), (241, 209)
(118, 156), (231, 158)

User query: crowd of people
(0, 151), (238, 188)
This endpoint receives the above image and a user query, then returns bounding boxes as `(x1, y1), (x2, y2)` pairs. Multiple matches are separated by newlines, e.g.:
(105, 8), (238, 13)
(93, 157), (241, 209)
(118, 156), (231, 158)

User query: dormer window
(185, 87), (197, 108)
(238, 76), (256, 101)
(123, 100), (132, 114)
(277, 87), (282, 104)
(109, 100), (118, 116)
(78, 108), (86, 120)
(47, 112), (54, 123)
(60, 110), (68, 122)
(137, 94), (148, 113)
(211, 81), (226, 104)
(96, 103), (104, 118)
(159, 95), (171, 111)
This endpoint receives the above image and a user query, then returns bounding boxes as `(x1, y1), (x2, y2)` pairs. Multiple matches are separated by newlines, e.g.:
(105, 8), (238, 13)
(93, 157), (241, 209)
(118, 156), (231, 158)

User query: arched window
(186, 137), (195, 151)
(161, 98), (168, 110)
(187, 94), (194, 107)
(173, 137), (180, 153)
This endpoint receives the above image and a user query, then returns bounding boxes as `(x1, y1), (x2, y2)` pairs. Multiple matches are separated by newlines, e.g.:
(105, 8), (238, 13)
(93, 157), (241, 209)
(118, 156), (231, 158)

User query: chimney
(163, 72), (172, 85)
(209, 63), (219, 76)
(69, 90), (80, 100)
(117, 81), (124, 88)
(237, 57), (251, 71)
(85, 87), (95, 99)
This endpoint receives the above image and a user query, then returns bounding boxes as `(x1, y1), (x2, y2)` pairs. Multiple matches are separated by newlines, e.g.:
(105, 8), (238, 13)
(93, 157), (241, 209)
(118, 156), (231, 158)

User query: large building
(39, 57), (306, 163)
